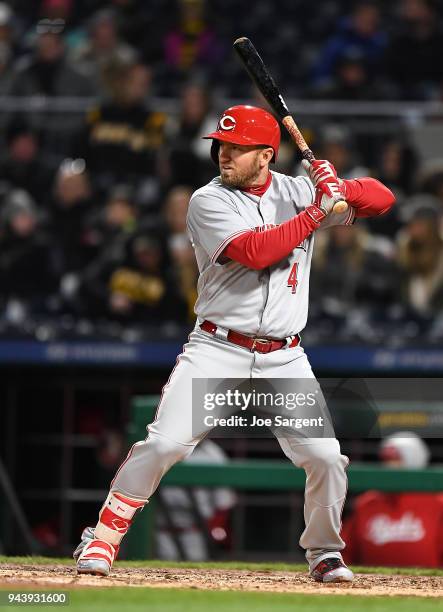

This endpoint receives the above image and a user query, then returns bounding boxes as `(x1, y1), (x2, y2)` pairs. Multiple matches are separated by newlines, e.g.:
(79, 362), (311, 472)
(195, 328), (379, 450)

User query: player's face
(218, 141), (273, 188)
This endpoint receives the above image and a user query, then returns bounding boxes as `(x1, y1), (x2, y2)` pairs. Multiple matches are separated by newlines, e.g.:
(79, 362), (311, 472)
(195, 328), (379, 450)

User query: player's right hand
(302, 159), (342, 201)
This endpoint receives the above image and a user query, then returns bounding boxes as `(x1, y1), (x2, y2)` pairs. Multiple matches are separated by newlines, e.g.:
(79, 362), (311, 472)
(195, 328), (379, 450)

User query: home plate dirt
(0, 564), (442, 597)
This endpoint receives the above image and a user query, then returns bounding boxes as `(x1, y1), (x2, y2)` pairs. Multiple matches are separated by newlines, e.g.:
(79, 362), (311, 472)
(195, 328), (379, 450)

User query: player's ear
(259, 147), (274, 166)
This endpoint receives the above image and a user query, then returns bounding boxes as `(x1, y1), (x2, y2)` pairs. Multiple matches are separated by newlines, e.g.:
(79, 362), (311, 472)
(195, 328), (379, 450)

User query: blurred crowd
(1, 0), (442, 99)
(1, 0), (443, 343)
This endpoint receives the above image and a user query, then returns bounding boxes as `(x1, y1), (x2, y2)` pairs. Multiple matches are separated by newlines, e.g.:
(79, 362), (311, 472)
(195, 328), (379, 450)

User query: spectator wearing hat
(0, 117), (55, 200)
(0, 189), (57, 320)
(37, 0), (86, 53)
(81, 229), (187, 324)
(342, 432), (443, 567)
(12, 20), (95, 98)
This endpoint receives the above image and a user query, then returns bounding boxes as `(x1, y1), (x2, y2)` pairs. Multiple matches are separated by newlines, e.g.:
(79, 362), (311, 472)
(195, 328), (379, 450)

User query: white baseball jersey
(187, 171), (355, 338)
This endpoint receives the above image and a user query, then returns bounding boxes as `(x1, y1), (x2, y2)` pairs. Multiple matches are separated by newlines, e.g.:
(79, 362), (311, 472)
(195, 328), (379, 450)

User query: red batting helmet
(203, 105), (281, 164)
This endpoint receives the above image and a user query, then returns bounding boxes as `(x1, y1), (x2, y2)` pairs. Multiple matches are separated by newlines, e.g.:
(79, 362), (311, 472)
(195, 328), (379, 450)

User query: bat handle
(302, 148), (348, 214)
(301, 148), (316, 164)
(282, 116), (349, 214)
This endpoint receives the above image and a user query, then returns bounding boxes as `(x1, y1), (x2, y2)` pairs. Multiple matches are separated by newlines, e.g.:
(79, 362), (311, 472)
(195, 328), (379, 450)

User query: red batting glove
(313, 186), (342, 215)
(302, 159), (343, 200)
(305, 186), (344, 223)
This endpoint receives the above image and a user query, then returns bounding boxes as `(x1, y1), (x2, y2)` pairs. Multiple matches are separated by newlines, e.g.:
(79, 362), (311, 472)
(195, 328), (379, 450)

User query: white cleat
(73, 527), (117, 577)
(76, 557), (111, 577)
(310, 557), (354, 583)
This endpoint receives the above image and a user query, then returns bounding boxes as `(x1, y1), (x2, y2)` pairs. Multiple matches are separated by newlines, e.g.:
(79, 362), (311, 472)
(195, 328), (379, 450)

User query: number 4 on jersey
(287, 263), (298, 294)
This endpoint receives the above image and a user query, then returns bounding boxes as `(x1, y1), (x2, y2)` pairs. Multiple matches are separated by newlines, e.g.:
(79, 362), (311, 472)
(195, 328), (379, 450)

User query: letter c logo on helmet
(219, 115), (236, 131)
(202, 105), (281, 165)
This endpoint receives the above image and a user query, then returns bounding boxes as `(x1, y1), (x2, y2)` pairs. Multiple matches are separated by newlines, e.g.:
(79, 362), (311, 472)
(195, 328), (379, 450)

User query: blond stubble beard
(220, 152), (262, 189)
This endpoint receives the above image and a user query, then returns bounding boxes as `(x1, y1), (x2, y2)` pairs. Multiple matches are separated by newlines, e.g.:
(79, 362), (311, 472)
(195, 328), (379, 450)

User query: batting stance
(74, 105), (395, 582)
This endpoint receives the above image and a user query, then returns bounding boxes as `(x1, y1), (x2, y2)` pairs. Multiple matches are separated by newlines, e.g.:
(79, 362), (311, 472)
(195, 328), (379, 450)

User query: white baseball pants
(111, 329), (349, 568)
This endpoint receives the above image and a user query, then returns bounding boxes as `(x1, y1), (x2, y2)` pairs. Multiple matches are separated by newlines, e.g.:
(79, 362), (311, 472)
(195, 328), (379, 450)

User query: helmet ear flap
(210, 140), (219, 165)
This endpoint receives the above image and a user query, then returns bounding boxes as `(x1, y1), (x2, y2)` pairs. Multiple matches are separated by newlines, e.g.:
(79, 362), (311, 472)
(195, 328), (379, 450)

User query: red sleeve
(343, 177), (395, 218)
(223, 206), (323, 270)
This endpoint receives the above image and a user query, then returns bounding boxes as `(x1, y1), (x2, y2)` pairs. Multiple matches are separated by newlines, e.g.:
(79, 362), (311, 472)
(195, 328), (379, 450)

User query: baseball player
(73, 105), (395, 582)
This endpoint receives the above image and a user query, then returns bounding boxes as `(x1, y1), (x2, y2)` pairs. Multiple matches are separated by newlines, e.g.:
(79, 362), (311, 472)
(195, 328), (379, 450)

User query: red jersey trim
(241, 172), (272, 197)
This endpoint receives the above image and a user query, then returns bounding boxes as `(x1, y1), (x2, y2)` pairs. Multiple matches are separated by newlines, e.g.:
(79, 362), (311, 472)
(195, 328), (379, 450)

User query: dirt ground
(0, 564), (442, 597)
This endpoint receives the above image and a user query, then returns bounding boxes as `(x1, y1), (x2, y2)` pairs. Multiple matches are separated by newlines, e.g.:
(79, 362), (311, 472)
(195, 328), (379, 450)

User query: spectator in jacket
(311, 1), (387, 89)
(0, 118), (55, 201)
(314, 50), (382, 100)
(12, 22), (94, 98)
(384, 0), (443, 99)
(70, 8), (137, 96)
(0, 189), (57, 320)
(311, 223), (398, 318)
(50, 158), (98, 280)
(161, 0), (225, 94)
(396, 201), (443, 316)
(81, 232), (187, 324)
(82, 61), (166, 202)
(165, 82), (215, 187)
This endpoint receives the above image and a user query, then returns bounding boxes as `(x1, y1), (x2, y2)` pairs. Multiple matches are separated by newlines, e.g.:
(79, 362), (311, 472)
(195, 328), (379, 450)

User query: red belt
(200, 320), (300, 354)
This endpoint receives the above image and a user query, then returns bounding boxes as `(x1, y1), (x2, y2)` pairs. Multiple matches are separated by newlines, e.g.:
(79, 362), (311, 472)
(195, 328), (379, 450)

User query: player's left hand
(313, 186), (344, 215)
(302, 159), (343, 200)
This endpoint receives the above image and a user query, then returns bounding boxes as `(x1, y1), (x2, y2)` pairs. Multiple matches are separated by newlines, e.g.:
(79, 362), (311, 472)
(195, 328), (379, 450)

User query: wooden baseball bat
(233, 36), (348, 214)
